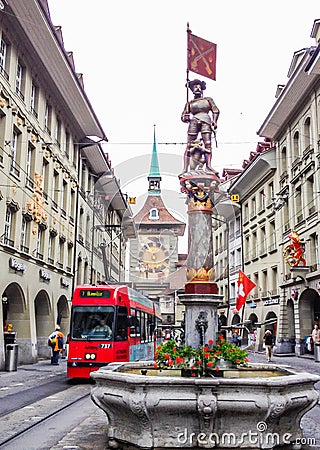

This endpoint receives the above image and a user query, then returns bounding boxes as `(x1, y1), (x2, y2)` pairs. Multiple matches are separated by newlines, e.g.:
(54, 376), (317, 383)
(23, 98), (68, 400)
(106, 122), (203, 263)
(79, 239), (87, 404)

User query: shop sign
(9, 257), (26, 272)
(60, 277), (70, 288)
(264, 298), (279, 306)
(39, 268), (51, 281)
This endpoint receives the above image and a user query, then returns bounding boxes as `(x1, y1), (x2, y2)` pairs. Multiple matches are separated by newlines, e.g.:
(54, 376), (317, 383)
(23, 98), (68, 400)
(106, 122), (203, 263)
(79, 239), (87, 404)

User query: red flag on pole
(236, 270), (256, 312)
(187, 31), (217, 81)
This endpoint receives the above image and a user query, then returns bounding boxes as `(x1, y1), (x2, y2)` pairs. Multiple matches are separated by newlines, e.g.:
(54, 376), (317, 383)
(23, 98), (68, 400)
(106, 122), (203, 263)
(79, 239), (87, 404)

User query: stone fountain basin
(91, 361), (319, 449)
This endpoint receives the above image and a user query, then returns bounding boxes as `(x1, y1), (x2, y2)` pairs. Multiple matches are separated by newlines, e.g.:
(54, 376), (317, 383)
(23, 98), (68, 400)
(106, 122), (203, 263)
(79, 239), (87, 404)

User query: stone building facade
(223, 19), (320, 355)
(0, 1), (132, 368)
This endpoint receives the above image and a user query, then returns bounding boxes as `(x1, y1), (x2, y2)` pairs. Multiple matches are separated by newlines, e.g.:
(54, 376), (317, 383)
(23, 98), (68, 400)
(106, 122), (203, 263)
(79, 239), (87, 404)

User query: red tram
(67, 283), (162, 379)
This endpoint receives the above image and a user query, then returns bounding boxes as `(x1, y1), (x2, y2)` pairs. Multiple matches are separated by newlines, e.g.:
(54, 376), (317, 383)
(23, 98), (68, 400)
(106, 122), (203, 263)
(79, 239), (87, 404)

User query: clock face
(140, 236), (170, 273)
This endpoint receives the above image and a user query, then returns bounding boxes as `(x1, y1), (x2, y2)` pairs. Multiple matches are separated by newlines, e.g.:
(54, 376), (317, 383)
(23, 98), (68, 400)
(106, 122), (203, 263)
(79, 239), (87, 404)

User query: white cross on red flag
(236, 270), (256, 311)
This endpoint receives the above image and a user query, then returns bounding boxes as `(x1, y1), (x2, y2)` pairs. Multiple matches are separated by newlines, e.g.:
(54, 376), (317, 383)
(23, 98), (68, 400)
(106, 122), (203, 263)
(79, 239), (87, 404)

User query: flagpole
(186, 22), (191, 104)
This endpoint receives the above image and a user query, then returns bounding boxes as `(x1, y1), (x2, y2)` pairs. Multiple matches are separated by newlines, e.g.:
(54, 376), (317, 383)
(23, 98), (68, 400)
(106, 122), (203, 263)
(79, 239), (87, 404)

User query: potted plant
(154, 335), (249, 377)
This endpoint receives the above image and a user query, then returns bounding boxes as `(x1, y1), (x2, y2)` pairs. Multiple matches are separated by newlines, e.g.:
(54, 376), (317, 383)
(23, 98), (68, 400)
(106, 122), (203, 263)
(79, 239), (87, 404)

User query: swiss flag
(236, 270), (256, 311)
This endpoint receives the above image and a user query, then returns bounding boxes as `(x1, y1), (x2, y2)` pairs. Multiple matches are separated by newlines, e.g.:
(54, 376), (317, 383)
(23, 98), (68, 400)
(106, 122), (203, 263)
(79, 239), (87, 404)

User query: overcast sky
(47, 1), (319, 231)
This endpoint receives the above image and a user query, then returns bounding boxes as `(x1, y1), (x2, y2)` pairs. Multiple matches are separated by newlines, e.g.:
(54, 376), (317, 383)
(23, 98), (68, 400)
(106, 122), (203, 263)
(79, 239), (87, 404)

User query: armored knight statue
(181, 79), (220, 174)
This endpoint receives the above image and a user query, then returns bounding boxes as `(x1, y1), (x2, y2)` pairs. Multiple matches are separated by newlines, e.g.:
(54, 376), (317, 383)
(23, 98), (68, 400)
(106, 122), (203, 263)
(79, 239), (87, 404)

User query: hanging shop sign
(9, 257), (26, 272)
(60, 277), (70, 288)
(264, 298), (279, 306)
(39, 268), (51, 281)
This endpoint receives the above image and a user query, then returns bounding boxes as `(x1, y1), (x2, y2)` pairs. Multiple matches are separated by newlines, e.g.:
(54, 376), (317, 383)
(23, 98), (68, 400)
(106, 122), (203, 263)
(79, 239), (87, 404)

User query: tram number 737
(67, 283), (162, 380)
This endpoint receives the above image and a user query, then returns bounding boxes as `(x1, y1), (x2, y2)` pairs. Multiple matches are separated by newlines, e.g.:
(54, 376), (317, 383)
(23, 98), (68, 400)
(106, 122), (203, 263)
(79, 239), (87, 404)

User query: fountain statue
(91, 79), (319, 450)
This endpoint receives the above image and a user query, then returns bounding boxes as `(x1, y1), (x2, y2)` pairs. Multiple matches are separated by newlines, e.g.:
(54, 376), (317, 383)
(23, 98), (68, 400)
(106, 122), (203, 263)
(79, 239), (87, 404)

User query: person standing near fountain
(263, 329), (273, 362)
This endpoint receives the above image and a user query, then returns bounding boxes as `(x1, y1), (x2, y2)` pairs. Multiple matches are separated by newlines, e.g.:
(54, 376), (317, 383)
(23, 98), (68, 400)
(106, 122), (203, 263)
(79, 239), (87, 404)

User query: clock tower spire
(148, 125), (161, 195)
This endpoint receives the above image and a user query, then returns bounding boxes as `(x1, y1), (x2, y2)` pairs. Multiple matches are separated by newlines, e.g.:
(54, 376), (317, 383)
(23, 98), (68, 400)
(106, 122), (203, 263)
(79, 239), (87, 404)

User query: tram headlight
(85, 353), (96, 360)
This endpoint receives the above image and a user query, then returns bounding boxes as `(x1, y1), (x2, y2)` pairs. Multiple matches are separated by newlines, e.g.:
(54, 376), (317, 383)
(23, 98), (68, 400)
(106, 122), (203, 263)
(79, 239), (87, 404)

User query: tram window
(141, 311), (146, 343)
(71, 306), (114, 340)
(129, 313), (140, 338)
(115, 306), (128, 341)
(136, 310), (141, 337)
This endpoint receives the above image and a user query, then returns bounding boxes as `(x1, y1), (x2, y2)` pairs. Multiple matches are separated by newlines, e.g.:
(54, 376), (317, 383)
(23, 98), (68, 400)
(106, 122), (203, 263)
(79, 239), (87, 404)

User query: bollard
(5, 343), (19, 371)
(314, 343), (320, 363)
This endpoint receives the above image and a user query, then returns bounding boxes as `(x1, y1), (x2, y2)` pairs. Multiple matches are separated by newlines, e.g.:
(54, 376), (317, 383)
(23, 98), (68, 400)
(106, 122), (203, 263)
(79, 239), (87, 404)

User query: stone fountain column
(179, 170), (223, 348)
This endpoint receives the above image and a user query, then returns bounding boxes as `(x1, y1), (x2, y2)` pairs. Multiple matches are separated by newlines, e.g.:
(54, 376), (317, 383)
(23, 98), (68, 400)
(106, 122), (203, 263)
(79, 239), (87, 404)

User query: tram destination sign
(80, 289), (111, 298)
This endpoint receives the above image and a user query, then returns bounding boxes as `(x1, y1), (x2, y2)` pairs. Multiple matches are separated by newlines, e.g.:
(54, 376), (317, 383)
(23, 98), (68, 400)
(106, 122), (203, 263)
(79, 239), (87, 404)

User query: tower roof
(149, 126), (161, 178)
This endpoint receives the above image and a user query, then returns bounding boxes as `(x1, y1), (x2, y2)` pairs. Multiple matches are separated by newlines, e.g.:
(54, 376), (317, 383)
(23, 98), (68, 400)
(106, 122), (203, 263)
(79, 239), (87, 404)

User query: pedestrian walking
(48, 325), (64, 365)
(263, 329), (273, 362)
(248, 329), (257, 353)
(232, 329), (242, 347)
(311, 323), (320, 344)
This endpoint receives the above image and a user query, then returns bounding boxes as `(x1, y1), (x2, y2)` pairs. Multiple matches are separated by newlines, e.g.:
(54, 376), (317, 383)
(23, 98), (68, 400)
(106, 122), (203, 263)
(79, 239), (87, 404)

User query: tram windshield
(71, 306), (115, 340)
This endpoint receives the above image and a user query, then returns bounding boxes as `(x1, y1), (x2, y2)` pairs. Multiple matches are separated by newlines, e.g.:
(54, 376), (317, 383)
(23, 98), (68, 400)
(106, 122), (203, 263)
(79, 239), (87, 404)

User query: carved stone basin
(91, 361), (319, 449)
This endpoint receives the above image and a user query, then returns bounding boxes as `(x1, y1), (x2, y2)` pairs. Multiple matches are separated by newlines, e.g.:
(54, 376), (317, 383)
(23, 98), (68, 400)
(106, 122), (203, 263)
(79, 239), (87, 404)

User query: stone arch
(56, 295), (70, 334)
(231, 313), (241, 326)
(35, 289), (51, 358)
(264, 310), (277, 342)
(298, 288), (319, 340)
(2, 282), (29, 364)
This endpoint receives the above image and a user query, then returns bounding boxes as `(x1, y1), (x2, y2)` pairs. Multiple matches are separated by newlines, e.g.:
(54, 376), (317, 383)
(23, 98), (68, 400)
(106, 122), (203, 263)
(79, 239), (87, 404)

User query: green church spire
(148, 125), (161, 194)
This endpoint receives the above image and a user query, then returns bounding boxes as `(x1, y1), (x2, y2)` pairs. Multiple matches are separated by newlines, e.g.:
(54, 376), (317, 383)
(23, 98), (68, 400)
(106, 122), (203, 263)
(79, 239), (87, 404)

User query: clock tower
(129, 129), (185, 299)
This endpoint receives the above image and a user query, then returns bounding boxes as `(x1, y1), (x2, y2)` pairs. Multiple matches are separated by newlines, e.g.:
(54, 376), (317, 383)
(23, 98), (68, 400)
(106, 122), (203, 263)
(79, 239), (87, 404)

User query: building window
(16, 60), (25, 100)
(280, 146), (287, 174)
(10, 129), (20, 177)
(20, 216), (31, 253)
(149, 208), (159, 220)
(44, 102), (52, 135)
(55, 118), (61, 146)
(303, 117), (311, 150)
(62, 180), (67, 215)
(26, 143), (35, 188)
(293, 131), (299, 159)
(0, 37), (9, 80)
(42, 158), (49, 200)
(4, 207), (12, 245)
(36, 227), (45, 259)
(30, 82), (38, 118)
(53, 169), (59, 207)
(59, 240), (65, 267)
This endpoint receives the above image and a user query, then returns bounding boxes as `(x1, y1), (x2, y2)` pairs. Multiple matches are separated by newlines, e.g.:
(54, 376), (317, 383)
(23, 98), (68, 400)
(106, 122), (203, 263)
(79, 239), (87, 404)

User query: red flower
(196, 360), (202, 365)
(164, 353), (170, 360)
(192, 373), (196, 377)
(168, 359), (174, 366)
(154, 363), (158, 369)
(191, 365), (195, 370)
(236, 359), (241, 364)
(204, 352), (210, 359)
(204, 346), (209, 352)
(207, 361), (213, 367)
(215, 367), (220, 372)
(155, 351), (159, 357)
(208, 339), (214, 345)
(173, 347), (177, 352)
